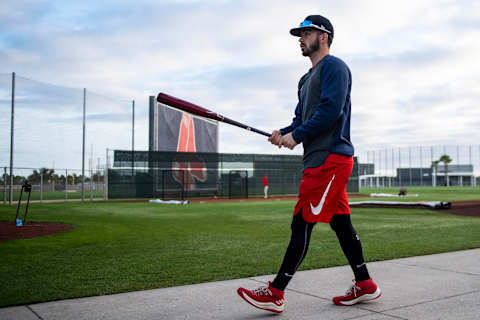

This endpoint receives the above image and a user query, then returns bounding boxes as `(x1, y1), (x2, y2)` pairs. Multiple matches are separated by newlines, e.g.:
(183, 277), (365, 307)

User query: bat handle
(250, 128), (271, 137)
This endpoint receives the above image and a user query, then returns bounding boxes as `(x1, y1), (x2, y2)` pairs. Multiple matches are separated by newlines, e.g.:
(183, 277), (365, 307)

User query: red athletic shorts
(294, 153), (353, 224)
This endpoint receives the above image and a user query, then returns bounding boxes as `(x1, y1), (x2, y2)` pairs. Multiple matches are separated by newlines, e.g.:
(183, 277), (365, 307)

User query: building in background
(359, 163), (475, 187)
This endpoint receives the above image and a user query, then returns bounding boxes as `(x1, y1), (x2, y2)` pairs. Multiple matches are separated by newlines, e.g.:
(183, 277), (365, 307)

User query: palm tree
(431, 160), (440, 187)
(439, 154), (452, 186)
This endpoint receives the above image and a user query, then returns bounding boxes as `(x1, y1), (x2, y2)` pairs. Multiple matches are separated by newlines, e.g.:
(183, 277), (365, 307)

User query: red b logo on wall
(172, 113), (207, 190)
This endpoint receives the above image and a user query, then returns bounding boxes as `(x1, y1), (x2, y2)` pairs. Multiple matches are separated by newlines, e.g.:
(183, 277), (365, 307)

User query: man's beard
(302, 38), (320, 56)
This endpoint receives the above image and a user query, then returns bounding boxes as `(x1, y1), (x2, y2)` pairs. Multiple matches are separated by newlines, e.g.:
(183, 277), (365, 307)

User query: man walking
(237, 15), (381, 313)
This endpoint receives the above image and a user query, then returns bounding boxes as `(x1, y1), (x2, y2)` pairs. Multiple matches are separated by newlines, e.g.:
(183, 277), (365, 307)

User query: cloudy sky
(1, 0), (479, 170)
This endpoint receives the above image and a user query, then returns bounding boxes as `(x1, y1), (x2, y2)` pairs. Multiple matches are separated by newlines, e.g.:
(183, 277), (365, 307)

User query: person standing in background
(263, 174), (269, 198)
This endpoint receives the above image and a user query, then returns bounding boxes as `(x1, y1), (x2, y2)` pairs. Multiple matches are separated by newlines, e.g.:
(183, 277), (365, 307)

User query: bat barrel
(157, 92), (271, 137)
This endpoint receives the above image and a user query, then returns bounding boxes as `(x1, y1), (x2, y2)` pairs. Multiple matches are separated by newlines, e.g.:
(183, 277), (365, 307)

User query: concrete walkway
(1, 249), (479, 320)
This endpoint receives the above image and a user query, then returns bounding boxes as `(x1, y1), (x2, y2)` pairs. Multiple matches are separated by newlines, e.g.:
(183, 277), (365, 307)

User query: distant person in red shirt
(263, 174), (269, 199)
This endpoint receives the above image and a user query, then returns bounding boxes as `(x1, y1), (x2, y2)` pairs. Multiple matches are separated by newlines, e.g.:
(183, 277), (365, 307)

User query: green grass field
(0, 187), (479, 307)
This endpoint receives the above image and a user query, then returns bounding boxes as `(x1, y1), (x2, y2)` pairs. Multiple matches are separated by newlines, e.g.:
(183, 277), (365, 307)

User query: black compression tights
(271, 212), (370, 291)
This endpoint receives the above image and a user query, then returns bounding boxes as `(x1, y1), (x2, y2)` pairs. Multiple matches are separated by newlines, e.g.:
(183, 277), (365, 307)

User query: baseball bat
(157, 93), (271, 137)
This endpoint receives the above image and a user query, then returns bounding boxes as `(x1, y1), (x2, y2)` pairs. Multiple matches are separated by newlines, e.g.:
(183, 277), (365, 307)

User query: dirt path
(0, 221), (75, 242)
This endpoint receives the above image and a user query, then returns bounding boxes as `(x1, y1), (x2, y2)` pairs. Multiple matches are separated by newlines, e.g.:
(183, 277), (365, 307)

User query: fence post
(398, 148), (402, 186)
(90, 151), (93, 201)
(65, 169), (68, 201)
(3, 167), (6, 204)
(432, 147), (435, 187)
(40, 173), (43, 202)
(385, 149), (388, 182)
(9, 72), (15, 204)
(105, 148), (108, 201)
(132, 100), (135, 153)
(96, 163), (98, 196)
(379, 149), (382, 179)
(408, 147), (412, 186)
(245, 170), (248, 198)
(391, 149), (395, 186)
(90, 166), (93, 201)
(81, 88), (86, 201)
(420, 147), (423, 186)
(132, 100), (135, 180)
(468, 145), (472, 186)
(162, 170), (165, 200)
(228, 171), (231, 199)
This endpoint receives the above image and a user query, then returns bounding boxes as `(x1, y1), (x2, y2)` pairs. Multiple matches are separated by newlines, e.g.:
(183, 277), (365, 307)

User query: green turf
(0, 198), (479, 307)
(358, 186), (480, 201)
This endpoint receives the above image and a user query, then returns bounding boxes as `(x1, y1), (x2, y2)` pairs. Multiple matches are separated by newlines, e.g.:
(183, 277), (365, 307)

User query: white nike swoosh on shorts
(310, 174), (335, 215)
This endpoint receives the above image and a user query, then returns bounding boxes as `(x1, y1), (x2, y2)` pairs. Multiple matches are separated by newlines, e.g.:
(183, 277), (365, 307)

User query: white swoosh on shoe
(310, 174), (335, 215)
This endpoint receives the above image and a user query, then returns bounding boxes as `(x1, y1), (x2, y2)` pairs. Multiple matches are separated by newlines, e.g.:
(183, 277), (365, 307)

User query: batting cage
(107, 150), (359, 200)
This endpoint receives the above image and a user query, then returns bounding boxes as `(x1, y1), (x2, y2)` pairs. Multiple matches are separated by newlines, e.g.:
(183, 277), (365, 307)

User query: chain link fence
(358, 145), (480, 187)
(1, 72), (138, 203)
(1, 167), (106, 203)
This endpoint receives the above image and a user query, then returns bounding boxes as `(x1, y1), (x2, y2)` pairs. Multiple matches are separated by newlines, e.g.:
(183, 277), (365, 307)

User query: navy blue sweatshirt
(280, 55), (354, 169)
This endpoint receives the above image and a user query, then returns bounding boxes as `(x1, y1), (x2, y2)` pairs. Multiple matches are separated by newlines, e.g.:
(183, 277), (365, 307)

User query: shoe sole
(335, 287), (382, 306)
(237, 288), (284, 313)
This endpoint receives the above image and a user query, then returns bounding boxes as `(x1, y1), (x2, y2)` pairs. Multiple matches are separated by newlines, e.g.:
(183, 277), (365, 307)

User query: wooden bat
(157, 93), (271, 137)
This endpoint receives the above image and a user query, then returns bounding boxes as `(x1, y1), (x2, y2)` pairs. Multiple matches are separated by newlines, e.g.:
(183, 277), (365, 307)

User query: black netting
(228, 170), (248, 199)
(108, 150), (359, 199)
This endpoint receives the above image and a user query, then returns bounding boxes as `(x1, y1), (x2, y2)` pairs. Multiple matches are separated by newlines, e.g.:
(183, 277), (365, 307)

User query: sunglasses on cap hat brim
(290, 20), (332, 36)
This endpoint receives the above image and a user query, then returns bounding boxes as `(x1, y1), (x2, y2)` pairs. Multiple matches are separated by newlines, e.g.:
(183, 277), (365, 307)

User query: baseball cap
(290, 15), (334, 38)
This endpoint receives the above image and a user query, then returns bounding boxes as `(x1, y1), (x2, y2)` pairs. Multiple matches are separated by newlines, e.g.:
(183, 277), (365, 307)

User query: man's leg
(329, 214), (370, 281)
(330, 213), (381, 305)
(236, 211), (315, 313)
(271, 211), (316, 290)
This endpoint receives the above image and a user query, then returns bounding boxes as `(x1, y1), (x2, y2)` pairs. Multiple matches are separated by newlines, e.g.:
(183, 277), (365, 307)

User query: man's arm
(291, 62), (349, 144)
(279, 101), (303, 136)
(270, 73), (307, 148)
(269, 100), (302, 147)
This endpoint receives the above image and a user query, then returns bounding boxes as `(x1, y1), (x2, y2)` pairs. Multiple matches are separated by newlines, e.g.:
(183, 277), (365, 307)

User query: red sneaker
(333, 279), (381, 306)
(237, 282), (285, 313)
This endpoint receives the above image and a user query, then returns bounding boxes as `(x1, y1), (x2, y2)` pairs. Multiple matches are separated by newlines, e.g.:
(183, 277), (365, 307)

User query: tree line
(0, 168), (104, 185)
